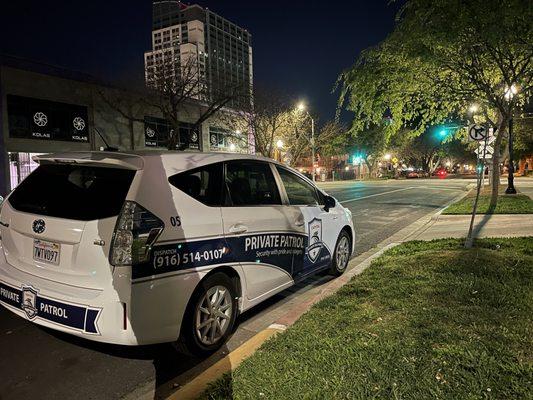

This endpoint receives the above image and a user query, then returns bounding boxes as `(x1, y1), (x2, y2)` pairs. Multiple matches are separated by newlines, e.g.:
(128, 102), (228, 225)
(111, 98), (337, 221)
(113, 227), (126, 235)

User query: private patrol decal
(0, 281), (102, 334)
(306, 218), (323, 263)
(21, 285), (38, 319)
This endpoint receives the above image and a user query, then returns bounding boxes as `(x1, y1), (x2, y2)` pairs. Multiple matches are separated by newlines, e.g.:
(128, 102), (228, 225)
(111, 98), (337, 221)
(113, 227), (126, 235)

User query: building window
(144, 116), (200, 150)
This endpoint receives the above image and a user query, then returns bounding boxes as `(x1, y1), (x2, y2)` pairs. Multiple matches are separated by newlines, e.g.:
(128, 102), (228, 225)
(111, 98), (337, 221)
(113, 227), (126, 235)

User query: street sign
(468, 124), (487, 141)
(475, 142), (494, 161)
(474, 145), (494, 155)
(486, 136), (496, 145)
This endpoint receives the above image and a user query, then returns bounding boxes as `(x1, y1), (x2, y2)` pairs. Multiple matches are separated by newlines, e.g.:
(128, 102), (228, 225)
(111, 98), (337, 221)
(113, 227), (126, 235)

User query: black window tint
(8, 164), (135, 220)
(225, 162), (281, 206)
(316, 189), (326, 205)
(168, 162), (223, 206)
(276, 167), (319, 206)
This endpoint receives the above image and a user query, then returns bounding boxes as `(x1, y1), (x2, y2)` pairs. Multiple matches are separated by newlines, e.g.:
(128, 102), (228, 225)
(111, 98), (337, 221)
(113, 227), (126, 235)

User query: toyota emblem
(32, 219), (45, 234)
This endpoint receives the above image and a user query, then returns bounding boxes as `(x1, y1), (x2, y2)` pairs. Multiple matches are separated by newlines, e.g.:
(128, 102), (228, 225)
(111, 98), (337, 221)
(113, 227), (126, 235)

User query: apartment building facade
(144, 1), (253, 105)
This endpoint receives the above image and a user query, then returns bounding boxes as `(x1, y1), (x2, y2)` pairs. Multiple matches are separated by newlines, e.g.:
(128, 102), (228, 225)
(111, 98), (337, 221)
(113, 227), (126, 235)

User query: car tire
(175, 272), (238, 357)
(329, 230), (351, 276)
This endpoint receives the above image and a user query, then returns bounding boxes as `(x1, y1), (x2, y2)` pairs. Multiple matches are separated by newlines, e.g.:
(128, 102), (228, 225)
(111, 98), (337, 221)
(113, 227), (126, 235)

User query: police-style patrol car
(0, 151), (354, 355)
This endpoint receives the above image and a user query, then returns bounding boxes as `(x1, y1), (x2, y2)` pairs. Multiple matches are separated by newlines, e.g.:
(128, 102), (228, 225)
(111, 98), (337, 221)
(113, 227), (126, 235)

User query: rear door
(0, 163), (136, 289)
(220, 160), (304, 302)
(274, 166), (338, 279)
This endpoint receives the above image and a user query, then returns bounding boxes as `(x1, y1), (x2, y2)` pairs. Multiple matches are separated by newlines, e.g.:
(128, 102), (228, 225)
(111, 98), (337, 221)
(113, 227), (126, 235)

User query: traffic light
(352, 153), (364, 165)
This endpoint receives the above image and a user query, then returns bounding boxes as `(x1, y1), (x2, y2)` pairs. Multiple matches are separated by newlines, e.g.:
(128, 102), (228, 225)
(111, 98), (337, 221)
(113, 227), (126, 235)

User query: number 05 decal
(170, 216), (181, 227)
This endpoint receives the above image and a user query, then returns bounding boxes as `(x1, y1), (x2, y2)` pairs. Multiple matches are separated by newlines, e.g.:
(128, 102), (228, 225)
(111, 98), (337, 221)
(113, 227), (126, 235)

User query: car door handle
(229, 224), (248, 234)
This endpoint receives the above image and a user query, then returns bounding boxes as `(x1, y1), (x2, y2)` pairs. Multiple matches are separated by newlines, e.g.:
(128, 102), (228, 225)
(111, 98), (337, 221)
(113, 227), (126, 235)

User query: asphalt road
(0, 178), (473, 400)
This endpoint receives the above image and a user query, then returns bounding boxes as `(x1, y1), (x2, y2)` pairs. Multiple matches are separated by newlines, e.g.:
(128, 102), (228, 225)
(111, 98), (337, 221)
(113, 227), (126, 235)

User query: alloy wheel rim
(336, 236), (350, 270)
(195, 285), (233, 346)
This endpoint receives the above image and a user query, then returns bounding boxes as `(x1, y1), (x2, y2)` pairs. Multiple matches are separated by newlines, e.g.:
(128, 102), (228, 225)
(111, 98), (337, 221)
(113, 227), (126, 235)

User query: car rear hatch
(0, 152), (142, 289)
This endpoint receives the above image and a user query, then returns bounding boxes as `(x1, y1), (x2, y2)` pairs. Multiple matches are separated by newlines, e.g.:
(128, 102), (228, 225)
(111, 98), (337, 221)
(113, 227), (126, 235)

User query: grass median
(443, 185), (533, 214)
(203, 238), (533, 400)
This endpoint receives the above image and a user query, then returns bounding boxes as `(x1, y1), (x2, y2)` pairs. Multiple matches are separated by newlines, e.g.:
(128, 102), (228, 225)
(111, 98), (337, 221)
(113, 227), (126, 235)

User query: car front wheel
(329, 230), (351, 276)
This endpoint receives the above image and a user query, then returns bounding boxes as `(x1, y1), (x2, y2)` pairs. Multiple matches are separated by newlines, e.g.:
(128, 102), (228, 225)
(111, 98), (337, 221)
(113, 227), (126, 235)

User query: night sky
(0, 0), (399, 124)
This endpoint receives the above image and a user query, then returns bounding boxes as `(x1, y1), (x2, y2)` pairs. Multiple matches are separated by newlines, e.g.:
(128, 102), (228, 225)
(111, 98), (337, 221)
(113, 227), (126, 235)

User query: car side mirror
(324, 195), (336, 212)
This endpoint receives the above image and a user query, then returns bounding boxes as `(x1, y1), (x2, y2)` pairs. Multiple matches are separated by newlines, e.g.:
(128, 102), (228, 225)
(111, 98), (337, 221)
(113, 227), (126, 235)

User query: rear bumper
(0, 242), (158, 346)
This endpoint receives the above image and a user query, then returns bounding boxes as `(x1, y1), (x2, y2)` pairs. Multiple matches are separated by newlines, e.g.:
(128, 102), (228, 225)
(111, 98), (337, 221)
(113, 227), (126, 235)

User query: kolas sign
(7, 95), (89, 142)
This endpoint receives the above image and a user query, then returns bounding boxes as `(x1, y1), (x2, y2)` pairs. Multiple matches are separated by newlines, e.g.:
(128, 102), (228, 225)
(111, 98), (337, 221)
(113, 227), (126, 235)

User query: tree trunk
(489, 112), (509, 210)
(365, 159), (373, 179)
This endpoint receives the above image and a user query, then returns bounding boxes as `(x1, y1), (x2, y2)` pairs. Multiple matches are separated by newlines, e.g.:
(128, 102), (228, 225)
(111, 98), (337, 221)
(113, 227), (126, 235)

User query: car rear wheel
(175, 272), (238, 356)
(329, 230), (351, 276)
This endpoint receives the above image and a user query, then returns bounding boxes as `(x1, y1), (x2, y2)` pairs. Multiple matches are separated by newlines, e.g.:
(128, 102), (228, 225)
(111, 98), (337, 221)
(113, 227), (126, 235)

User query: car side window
(276, 166), (319, 206)
(225, 161), (281, 206)
(168, 162), (223, 206)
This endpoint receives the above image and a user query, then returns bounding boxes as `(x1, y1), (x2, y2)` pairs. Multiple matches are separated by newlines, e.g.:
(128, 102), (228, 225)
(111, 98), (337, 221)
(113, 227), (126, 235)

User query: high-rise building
(144, 1), (253, 106)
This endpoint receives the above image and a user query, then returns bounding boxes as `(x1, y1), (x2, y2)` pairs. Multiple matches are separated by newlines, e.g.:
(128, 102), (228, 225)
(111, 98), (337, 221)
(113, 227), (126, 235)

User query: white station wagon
(0, 151), (354, 355)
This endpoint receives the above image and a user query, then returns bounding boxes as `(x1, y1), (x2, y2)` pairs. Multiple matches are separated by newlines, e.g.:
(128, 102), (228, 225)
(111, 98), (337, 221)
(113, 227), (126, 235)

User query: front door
(274, 166), (337, 280)
(220, 161), (303, 302)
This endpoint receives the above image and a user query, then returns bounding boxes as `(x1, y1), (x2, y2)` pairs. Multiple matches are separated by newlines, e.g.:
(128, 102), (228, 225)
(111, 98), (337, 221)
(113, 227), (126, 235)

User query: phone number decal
(153, 248), (226, 269)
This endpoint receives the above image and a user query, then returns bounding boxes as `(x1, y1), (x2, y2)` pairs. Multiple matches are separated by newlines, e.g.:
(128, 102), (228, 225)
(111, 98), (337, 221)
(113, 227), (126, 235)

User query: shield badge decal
(307, 218), (323, 263)
(21, 286), (38, 320)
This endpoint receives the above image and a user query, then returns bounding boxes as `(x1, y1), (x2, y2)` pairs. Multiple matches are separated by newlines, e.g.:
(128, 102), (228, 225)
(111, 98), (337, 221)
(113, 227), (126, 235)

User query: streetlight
(296, 102), (316, 181)
(384, 153), (391, 161)
(468, 104), (479, 113)
(276, 139), (284, 162)
(229, 143), (236, 152)
(505, 84), (518, 194)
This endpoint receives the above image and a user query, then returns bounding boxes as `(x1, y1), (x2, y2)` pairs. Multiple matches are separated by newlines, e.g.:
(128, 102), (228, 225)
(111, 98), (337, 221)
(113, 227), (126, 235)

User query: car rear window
(8, 164), (135, 220)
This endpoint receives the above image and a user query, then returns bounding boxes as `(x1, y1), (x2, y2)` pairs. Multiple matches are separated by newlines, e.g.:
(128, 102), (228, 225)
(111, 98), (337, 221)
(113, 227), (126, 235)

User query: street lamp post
(310, 117), (315, 182)
(505, 116), (517, 194)
(297, 103), (316, 181)
(504, 84), (518, 194)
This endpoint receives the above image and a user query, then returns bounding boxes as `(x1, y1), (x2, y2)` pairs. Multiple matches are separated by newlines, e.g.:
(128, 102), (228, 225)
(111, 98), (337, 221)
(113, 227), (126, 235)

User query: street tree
(227, 87), (295, 158)
(348, 124), (388, 178)
(513, 114), (533, 162)
(337, 0), (533, 208)
(97, 88), (146, 150)
(146, 55), (249, 150)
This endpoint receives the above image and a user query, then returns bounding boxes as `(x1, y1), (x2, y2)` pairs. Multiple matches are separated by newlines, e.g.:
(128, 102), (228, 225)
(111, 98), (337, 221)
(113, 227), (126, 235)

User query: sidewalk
(411, 213), (533, 240)
(516, 177), (533, 198)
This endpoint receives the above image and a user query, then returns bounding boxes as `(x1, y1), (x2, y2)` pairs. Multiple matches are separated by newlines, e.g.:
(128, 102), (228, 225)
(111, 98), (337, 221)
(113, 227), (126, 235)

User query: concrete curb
(164, 196), (465, 400)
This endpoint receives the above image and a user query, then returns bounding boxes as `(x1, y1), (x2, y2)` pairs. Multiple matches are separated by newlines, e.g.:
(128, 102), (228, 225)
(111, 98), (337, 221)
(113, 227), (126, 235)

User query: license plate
(33, 239), (60, 266)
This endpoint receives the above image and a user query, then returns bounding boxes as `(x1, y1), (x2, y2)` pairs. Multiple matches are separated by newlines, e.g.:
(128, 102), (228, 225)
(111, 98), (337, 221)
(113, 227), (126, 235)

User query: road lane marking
(340, 187), (415, 204)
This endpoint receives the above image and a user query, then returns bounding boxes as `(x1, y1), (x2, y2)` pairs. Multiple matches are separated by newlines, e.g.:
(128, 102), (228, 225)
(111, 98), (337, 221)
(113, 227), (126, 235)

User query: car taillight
(109, 201), (164, 266)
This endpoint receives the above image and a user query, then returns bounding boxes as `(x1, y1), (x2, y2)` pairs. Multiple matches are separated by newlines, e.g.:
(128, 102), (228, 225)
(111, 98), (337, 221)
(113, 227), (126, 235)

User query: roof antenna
(94, 127), (119, 152)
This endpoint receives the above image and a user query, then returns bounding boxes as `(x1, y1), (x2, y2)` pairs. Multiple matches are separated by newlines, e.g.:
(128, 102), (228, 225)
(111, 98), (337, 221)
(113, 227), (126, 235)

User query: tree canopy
(337, 0), (532, 205)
